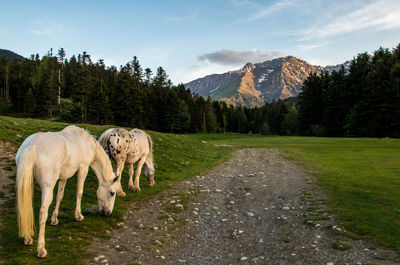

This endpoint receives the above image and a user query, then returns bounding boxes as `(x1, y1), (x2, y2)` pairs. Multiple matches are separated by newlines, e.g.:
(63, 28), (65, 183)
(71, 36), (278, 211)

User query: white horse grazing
(98, 128), (155, 196)
(15, 125), (118, 258)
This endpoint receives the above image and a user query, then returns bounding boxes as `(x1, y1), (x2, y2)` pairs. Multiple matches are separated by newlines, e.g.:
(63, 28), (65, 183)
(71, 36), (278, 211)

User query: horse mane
(62, 125), (97, 144)
(145, 132), (153, 162)
(64, 126), (113, 180)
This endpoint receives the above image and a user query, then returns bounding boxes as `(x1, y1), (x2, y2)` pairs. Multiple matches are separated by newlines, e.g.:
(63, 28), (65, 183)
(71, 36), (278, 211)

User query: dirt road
(86, 148), (398, 265)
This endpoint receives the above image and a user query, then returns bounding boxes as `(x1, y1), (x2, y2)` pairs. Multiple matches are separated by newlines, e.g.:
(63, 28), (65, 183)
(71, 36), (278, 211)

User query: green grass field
(1, 116), (400, 264)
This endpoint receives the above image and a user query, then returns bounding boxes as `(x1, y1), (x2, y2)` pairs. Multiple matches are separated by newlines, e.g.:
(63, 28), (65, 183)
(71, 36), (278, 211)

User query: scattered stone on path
(240, 256), (248, 261)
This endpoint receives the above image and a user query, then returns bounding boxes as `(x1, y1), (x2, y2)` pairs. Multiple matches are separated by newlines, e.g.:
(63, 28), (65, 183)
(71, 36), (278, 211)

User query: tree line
(0, 44), (399, 137)
(298, 44), (400, 137)
(0, 48), (293, 134)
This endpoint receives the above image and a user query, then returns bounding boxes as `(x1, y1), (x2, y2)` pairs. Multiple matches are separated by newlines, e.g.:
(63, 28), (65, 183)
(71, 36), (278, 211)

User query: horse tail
(16, 144), (36, 239)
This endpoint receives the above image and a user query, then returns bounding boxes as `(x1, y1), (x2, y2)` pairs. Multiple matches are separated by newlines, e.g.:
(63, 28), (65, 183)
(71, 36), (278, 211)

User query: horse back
(31, 131), (94, 180)
(101, 128), (135, 162)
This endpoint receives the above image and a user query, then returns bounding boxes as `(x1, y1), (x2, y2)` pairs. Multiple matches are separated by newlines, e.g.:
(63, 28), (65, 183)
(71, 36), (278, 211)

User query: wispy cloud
(197, 49), (286, 66)
(229, 0), (258, 8)
(297, 42), (329, 51)
(248, 0), (298, 20)
(31, 21), (72, 37)
(300, 0), (400, 40)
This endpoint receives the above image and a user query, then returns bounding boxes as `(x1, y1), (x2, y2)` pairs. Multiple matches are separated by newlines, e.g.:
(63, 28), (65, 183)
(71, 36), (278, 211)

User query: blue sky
(1, 0), (400, 84)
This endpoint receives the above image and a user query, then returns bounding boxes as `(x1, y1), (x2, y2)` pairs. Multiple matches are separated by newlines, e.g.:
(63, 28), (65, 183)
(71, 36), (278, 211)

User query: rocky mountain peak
(241, 62), (255, 72)
(185, 56), (346, 107)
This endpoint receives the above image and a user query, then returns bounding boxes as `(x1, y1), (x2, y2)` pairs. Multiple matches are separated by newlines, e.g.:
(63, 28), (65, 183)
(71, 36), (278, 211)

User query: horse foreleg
(51, 179), (67, 226)
(75, 168), (88, 222)
(37, 187), (54, 258)
(115, 159), (126, 197)
(133, 159), (145, 192)
(128, 164), (135, 190)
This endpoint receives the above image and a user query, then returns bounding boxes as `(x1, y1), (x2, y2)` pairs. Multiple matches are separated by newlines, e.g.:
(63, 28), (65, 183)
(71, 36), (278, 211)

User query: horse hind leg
(51, 179), (67, 225)
(128, 164), (135, 190)
(133, 159), (145, 192)
(37, 185), (55, 258)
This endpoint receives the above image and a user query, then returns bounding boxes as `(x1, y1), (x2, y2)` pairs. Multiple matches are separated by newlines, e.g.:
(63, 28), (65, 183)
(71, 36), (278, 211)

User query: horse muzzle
(100, 208), (112, 217)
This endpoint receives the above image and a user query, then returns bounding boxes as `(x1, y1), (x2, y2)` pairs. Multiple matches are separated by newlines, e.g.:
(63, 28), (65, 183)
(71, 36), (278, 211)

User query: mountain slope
(0, 49), (25, 61)
(185, 56), (347, 107)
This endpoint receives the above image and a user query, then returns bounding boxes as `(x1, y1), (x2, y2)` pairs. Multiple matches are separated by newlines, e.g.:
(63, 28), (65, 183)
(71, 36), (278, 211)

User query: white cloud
(300, 0), (400, 40)
(197, 49), (286, 66)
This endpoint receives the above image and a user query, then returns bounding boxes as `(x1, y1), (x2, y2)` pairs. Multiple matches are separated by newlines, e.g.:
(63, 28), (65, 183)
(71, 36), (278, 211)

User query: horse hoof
(118, 191), (126, 197)
(128, 185), (135, 190)
(24, 237), (33, 245)
(75, 215), (85, 222)
(133, 187), (141, 192)
(37, 248), (47, 258)
(50, 219), (59, 226)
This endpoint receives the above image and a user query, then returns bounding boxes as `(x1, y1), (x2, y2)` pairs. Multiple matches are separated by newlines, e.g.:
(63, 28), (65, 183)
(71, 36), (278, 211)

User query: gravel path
(86, 148), (398, 265)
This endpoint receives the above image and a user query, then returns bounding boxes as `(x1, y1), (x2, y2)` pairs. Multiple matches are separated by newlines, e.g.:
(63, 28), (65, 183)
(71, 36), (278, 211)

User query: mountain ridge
(185, 56), (349, 107)
(0, 49), (26, 61)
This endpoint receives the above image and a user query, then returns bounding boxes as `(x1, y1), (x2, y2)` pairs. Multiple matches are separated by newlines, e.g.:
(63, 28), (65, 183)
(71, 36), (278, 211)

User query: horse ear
(113, 175), (119, 183)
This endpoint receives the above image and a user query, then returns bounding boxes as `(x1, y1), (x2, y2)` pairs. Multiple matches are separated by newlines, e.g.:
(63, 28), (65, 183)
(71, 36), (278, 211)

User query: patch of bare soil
(86, 148), (398, 265)
(0, 141), (16, 222)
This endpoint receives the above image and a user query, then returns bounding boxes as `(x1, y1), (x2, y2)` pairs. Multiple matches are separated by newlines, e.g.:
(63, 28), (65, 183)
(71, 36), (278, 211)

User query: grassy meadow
(1, 116), (400, 264)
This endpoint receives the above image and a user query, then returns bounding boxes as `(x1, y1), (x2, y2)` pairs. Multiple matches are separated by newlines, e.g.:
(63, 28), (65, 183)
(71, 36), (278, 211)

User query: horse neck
(144, 153), (154, 168)
(91, 145), (113, 184)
